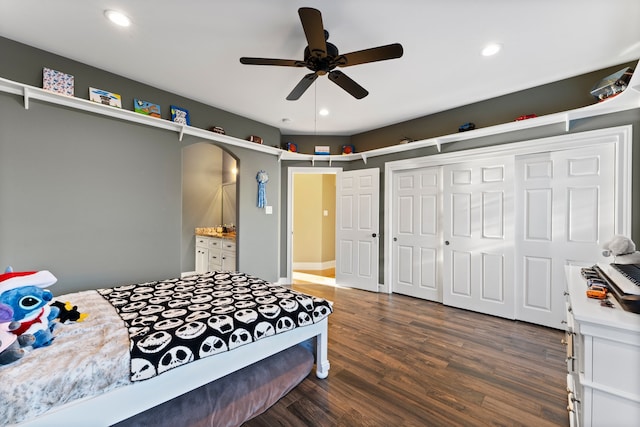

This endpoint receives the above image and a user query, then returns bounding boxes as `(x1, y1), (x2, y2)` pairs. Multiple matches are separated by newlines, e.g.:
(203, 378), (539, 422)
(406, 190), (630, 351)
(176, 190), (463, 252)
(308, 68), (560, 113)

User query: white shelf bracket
(311, 156), (315, 166)
(23, 87), (30, 110)
(564, 113), (571, 132)
(329, 157), (333, 167)
(360, 153), (367, 164)
(178, 125), (186, 141)
(278, 151), (284, 163)
(435, 139), (442, 152)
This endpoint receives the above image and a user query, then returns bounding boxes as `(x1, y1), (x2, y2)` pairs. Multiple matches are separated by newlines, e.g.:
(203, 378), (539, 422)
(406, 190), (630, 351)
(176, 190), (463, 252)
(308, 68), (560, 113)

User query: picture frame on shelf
(170, 105), (190, 125)
(314, 145), (330, 155)
(134, 99), (161, 118)
(89, 87), (122, 108)
(43, 67), (74, 97)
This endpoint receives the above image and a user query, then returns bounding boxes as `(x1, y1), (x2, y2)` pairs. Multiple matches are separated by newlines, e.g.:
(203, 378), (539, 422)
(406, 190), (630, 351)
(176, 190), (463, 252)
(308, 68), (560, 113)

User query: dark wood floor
(244, 284), (569, 427)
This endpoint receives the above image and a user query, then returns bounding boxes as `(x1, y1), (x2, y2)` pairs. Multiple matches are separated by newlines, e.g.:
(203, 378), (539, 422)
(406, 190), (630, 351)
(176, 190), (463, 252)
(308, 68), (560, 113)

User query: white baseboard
(292, 260), (336, 271)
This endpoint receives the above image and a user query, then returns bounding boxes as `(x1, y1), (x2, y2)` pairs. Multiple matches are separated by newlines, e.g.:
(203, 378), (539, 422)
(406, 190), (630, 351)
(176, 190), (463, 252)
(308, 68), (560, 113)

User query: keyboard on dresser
(593, 263), (640, 314)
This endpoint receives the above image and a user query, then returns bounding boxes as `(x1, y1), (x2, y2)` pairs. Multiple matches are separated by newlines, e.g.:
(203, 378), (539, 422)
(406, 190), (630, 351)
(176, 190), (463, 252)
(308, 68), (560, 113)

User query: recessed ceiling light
(104, 10), (131, 27)
(319, 108), (329, 116)
(482, 43), (502, 57)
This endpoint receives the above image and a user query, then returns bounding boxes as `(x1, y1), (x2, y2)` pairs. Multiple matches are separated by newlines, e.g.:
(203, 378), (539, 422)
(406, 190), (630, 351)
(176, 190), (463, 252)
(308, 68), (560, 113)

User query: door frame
(286, 166), (342, 284)
(384, 125), (633, 294)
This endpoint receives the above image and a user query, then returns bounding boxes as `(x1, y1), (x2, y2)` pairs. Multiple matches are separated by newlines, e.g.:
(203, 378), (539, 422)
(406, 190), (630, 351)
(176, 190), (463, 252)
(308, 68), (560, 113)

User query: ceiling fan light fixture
(104, 10), (131, 27)
(482, 43), (502, 57)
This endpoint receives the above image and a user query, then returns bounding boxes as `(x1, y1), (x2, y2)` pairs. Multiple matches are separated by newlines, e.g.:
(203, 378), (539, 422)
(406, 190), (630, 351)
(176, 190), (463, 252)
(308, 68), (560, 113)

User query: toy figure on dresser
(602, 235), (640, 264)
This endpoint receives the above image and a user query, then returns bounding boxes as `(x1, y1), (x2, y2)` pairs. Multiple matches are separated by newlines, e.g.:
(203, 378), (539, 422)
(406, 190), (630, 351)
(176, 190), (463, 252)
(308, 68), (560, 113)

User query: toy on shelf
(286, 142), (297, 152)
(458, 122), (475, 132)
(590, 67), (634, 102)
(342, 144), (355, 155)
(515, 114), (537, 121)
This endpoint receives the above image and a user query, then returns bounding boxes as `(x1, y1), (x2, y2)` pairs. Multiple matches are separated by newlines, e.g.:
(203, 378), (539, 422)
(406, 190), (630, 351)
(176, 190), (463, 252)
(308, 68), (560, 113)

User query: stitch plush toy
(0, 267), (60, 348)
(0, 302), (35, 365)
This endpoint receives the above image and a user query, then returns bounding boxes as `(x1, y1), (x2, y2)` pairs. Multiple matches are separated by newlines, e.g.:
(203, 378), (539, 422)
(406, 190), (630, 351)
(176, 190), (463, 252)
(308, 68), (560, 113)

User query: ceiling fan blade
(286, 73), (319, 100)
(240, 57), (305, 67)
(299, 7), (327, 59)
(328, 70), (368, 99)
(334, 43), (404, 67)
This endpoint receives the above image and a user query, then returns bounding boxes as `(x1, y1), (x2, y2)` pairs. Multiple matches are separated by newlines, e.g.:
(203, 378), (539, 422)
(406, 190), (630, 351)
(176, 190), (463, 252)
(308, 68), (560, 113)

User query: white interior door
(515, 144), (616, 328)
(443, 157), (515, 319)
(336, 168), (380, 292)
(392, 167), (442, 301)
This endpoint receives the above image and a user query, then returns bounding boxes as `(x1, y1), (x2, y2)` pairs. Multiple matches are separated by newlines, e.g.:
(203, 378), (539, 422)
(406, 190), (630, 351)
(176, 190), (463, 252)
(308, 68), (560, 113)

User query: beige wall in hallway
(293, 174), (336, 267)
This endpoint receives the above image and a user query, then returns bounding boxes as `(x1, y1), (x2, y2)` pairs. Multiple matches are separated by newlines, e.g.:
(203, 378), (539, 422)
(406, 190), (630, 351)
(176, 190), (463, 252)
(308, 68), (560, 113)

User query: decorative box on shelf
(314, 145), (330, 155)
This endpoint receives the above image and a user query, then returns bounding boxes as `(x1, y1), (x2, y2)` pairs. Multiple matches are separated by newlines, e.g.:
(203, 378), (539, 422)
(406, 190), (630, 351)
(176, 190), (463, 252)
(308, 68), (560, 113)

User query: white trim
(2, 57), (638, 162)
(384, 125), (633, 293)
(292, 260), (336, 270)
(286, 167), (342, 285)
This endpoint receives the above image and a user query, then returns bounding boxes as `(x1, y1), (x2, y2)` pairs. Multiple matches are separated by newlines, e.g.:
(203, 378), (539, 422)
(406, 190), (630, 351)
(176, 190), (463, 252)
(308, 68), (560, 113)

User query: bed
(1, 270), (332, 426)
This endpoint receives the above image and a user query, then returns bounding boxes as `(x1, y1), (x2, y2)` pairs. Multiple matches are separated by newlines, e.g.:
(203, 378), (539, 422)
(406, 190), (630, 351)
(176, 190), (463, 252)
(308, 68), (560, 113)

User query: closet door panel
(391, 167), (441, 301)
(443, 158), (514, 319)
(515, 144), (616, 328)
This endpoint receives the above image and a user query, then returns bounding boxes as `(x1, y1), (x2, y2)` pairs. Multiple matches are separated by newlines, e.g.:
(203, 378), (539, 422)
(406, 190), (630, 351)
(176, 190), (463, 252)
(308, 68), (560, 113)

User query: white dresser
(564, 266), (640, 427)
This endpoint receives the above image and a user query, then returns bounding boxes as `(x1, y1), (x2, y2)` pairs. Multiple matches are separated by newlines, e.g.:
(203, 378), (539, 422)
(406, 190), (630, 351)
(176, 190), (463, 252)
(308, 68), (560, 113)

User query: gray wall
(0, 37), (281, 294)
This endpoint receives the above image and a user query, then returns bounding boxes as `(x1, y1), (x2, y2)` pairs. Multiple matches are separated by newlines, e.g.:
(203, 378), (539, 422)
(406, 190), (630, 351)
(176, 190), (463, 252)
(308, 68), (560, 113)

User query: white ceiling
(1, 0), (639, 136)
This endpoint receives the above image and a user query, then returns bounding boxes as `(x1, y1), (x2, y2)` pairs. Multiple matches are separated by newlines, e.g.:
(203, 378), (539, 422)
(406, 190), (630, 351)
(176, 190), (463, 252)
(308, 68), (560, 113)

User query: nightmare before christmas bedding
(97, 271), (333, 382)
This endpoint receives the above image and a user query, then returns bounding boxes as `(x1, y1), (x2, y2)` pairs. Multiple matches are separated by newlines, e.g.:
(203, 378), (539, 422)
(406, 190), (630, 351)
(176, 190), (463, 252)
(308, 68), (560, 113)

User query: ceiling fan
(239, 7), (404, 100)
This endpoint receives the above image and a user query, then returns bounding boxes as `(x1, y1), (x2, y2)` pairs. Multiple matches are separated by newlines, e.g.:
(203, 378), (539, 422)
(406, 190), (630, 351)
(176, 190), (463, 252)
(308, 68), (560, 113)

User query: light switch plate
(265, 206), (273, 214)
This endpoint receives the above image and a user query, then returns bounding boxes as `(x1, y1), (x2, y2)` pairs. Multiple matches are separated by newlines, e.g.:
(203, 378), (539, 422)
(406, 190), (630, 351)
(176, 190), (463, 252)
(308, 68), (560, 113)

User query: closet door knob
(445, 241), (450, 245)
(372, 233), (377, 238)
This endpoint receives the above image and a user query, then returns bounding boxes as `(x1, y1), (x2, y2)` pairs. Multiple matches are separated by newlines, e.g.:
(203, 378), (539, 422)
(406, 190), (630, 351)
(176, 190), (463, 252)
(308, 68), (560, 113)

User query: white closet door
(515, 144), (616, 328)
(442, 157), (515, 319)
(392, 167), (442, 301)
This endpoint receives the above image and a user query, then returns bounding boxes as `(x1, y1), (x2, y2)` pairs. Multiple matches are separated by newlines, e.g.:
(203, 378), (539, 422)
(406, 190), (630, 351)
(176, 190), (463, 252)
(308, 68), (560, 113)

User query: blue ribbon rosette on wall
(256, 170), (269, 208)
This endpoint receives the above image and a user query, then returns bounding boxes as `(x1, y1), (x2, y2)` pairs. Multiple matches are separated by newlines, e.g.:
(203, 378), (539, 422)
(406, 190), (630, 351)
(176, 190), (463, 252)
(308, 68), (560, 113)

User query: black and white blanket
(98, 271), (333, 381)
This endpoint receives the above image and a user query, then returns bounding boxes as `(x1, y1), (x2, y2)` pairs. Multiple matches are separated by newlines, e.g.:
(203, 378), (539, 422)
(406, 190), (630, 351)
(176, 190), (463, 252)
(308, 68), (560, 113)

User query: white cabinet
(564, 266), (640, 427)
(195, 236), (209, 274)
(195, 235), (236, 273)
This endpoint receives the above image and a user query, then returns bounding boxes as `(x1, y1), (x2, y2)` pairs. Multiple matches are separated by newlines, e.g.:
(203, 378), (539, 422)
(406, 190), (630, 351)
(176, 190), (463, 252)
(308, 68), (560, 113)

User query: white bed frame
(15, 318), (330, 427)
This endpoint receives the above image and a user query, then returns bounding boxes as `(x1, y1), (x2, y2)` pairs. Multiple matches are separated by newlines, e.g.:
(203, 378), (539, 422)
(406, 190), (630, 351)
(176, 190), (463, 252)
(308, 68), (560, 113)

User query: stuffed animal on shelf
(0, 267), (60, 348)
(602, 235), (640, 264)
(52, 300), (88, 323)
(0, 302), (35, 365)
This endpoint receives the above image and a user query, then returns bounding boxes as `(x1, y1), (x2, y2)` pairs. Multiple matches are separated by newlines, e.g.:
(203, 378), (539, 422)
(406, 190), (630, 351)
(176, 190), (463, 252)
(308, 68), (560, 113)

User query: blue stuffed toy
(0, 267), (59, 348)
(0, 302), (35, 364)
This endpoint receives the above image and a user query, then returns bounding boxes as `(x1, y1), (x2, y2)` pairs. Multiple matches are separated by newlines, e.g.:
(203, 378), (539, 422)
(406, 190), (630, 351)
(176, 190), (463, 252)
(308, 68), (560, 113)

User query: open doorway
(288, 168), (340, 285)
(181, 142), (238, 275)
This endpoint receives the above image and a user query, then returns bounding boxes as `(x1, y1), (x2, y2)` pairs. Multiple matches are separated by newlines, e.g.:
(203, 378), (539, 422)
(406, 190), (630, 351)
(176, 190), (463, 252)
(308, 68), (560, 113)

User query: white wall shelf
(1, 58), (638, 163)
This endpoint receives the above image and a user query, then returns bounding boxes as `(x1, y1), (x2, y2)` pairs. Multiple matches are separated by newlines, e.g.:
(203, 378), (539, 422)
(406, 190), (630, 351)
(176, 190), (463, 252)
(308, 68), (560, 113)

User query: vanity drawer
(195, 236), (209, 248)
(221, 240), (236, 252)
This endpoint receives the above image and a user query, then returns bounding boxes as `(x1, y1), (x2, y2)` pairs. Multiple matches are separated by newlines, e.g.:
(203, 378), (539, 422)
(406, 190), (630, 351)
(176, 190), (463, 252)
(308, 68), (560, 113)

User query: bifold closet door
(391, 167), (441, 301)
(442, 157), (515, 319)
(515, 144), (616, 328)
